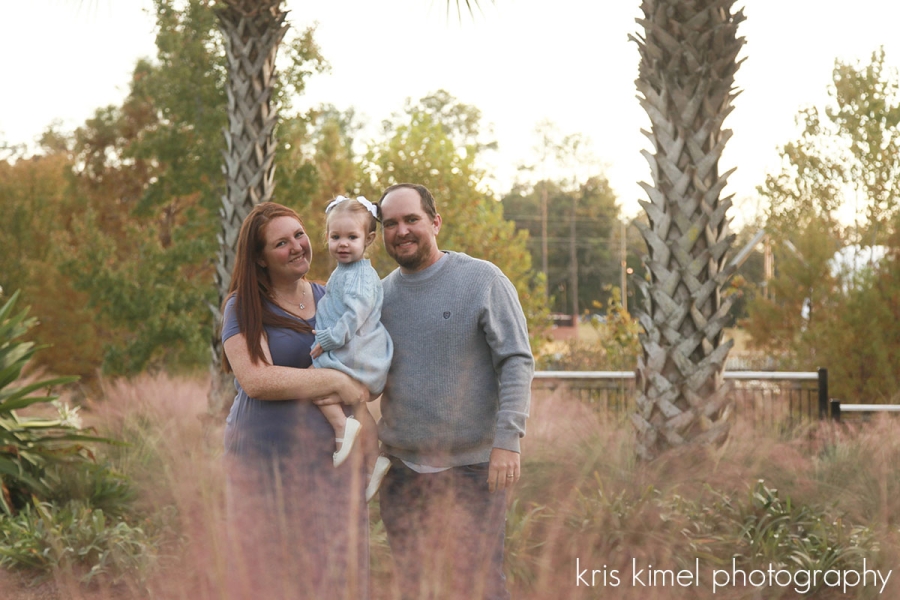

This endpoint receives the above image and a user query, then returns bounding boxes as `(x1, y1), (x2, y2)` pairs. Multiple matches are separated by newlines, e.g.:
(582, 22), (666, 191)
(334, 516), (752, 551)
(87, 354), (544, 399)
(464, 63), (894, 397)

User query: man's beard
(388, 237), (429, 271)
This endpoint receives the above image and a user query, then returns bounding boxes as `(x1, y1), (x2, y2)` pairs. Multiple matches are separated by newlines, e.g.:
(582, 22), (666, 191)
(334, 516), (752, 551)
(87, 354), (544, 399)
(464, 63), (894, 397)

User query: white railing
(535, 371), (820, 381)
(535, 371), (900, 424)
(533, 370), (826, 424)
(840, 404), (900, 412)
(831, 401), (900, 421)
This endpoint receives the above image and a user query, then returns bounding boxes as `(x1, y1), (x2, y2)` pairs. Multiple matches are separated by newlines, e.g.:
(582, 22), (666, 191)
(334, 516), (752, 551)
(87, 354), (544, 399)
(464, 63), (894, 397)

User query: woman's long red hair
(221, 202), (314, 372)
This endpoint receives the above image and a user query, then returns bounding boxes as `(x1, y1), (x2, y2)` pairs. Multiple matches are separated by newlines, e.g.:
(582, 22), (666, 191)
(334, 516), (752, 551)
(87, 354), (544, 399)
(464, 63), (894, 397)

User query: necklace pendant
(299, 303), (306, 310)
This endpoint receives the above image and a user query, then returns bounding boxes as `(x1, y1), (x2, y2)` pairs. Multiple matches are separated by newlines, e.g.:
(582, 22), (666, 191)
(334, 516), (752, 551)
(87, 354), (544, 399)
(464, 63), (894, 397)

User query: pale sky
(2, 0), (899, 228)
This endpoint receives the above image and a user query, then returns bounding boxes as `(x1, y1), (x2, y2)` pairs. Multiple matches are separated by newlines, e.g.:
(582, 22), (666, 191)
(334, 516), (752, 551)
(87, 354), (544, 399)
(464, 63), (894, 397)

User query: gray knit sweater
(378, 251), (534, 467)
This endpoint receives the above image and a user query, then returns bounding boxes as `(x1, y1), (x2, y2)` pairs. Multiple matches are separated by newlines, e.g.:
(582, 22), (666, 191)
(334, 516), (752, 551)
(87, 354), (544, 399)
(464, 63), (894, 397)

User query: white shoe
(333, 416), (361, 467)
(365, 455), (392, 502)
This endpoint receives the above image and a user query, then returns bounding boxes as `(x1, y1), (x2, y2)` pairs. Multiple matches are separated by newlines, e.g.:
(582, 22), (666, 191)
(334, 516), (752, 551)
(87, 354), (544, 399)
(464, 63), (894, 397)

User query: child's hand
(310, 343), (323, 359)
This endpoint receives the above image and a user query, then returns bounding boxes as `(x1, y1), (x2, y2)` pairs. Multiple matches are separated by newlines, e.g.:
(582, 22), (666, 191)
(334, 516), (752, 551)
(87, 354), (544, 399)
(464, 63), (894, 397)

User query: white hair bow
(325, 195), (378, 219)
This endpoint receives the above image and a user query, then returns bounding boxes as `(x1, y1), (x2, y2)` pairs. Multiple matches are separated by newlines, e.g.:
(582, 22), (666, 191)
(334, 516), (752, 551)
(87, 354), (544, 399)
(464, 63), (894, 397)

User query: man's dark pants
(379, 458), (510, 600)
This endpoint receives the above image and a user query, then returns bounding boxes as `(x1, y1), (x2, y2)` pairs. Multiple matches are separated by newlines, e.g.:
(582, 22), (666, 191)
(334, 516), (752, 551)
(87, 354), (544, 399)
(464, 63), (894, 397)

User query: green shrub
(0, 500), (161, 585)
(0, 290), (114, 514)
(44, 463), (137, 520)
(0, 290), (156, 590)
(506, 475), (880, 596)
(674, 481), (876, 576)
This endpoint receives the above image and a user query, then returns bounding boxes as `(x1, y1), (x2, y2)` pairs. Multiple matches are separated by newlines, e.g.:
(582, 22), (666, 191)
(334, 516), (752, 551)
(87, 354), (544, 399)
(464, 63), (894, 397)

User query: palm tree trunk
(208, 0), (288, 415)
(630, 0), (746, 459)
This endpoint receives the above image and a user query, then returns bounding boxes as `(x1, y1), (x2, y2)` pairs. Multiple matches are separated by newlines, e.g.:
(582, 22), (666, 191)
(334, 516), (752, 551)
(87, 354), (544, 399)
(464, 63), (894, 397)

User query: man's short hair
(379, 183), (437, 220)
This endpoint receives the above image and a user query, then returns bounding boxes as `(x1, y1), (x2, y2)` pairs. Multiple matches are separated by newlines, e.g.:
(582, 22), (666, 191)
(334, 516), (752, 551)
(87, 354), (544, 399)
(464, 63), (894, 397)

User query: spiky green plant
(0, 290), (110, 514)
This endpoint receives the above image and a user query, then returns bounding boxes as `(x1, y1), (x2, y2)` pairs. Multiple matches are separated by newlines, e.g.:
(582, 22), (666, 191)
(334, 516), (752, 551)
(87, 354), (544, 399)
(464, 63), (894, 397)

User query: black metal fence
(533, 368), (829, 428)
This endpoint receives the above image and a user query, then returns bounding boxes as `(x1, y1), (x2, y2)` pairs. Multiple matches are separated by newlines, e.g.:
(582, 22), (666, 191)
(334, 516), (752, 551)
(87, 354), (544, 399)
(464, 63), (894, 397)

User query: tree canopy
(0, 3), (549, 381)
(744, 48), (900, 402)
(363, 91), (548, 343)
(501, 176), (624, 317)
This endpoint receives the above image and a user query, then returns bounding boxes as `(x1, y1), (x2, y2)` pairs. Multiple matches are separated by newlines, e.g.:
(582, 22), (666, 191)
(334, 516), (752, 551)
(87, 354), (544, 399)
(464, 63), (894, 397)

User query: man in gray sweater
(376, 183), (534, 600)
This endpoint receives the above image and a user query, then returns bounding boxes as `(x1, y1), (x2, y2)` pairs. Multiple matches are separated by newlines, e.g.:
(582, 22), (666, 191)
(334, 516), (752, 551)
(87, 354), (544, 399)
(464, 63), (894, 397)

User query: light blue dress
(312, 259), (393, 395)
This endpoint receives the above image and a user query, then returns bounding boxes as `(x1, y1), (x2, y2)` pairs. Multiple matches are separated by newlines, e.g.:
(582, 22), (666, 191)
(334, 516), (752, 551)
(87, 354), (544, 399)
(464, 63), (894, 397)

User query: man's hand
(487, 447), (520, 493)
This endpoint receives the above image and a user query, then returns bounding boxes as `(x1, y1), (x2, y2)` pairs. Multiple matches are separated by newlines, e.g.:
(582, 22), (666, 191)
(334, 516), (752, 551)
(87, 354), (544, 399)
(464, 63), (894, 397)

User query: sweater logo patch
(443, 311), (451, 319)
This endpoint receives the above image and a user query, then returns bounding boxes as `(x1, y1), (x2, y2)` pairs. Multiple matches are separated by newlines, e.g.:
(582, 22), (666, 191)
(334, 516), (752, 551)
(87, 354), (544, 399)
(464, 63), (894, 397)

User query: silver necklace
(297, 282), (308, 310)
(277, 282), (308, 310)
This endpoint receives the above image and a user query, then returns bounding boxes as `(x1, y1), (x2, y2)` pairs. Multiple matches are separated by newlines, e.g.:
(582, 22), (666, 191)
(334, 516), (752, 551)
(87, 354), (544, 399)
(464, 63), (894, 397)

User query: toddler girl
(311, 195), (393, 501)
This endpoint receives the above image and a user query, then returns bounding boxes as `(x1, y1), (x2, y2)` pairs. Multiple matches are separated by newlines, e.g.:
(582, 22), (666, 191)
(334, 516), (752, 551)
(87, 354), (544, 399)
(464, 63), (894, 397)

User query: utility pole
(541, 182), (549, 298)
(620, 220), (628, 313)
(569, 190), (579, 323)
(535, 121), (555, 301)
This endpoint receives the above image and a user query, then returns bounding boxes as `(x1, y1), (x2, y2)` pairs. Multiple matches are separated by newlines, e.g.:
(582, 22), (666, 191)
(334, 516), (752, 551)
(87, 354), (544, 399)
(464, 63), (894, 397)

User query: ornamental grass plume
(6, 372), (900, 599)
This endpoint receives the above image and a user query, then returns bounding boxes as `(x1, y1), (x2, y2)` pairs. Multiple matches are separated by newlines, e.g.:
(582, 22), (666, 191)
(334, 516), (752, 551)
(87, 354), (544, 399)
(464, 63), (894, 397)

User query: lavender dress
(222, 285), (368, 600)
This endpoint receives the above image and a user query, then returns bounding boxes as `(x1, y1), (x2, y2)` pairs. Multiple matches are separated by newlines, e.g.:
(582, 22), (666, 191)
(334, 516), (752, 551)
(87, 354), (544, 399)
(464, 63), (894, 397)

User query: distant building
(800, 244), (889, 320)
(829, 244), (888, 280)
(549, 313), (577, 341)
